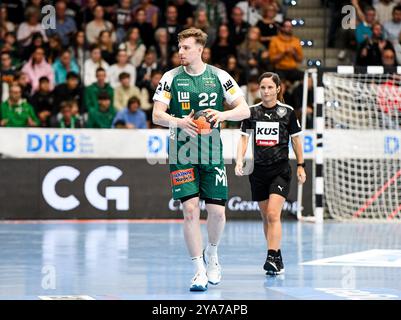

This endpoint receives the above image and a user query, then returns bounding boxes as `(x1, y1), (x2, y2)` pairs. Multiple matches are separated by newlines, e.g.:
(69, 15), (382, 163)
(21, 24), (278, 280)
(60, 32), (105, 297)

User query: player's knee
(183, 212), (199, 223)
(209, 210), (226, 222)
(183, 204), (199, 221)
(266, 210), (281, 224)
(259, 205), (269, 220)
(260, 211), (268, 223)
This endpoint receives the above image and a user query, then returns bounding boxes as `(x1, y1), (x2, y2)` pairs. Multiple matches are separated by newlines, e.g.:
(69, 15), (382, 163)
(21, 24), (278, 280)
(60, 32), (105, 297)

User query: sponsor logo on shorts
(214, 167), (227, 186)
(171, 168), (195, 186)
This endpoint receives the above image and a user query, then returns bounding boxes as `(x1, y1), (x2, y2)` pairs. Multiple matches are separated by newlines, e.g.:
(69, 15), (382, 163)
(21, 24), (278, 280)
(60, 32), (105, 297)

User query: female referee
(235, 72), (306, 275)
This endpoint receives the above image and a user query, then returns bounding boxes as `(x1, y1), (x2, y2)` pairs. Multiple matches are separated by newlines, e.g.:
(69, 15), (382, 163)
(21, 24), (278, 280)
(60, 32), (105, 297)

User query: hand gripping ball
(193, 110), (216, 135)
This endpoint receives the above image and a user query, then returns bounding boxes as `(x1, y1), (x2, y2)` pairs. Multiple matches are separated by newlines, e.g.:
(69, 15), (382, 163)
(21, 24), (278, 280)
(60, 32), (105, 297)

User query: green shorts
(169, 162), (228, 201)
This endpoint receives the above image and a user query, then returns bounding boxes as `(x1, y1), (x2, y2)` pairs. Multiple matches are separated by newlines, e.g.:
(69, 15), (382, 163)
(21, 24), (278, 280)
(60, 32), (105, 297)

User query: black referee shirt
(240, 101), (302, 166)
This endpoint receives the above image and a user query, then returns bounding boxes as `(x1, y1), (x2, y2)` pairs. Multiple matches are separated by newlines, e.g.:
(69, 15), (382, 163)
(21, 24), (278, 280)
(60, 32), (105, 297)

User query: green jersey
(84, 83), (114, 112)
(153, 64), (243, 165)
(86, 107), (116, 128)
(0, 99), (39, 127)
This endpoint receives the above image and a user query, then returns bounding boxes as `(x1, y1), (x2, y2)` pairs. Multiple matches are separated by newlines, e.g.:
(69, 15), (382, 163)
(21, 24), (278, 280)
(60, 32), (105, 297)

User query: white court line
(300, 249), (401, 267)
(38, 295), (95, 300)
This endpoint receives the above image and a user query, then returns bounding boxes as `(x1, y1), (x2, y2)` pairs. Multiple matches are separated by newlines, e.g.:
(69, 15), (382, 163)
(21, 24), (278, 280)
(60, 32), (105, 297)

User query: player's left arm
(206, 96), (250, 127)
(291, 135), (306, 184)
(289, 110), (306, 184)
(205, 70), (250, 127)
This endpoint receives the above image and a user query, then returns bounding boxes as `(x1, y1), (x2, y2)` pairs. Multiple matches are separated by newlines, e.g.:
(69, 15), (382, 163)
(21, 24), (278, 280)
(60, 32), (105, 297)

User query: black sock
(268, 249), (279, 257)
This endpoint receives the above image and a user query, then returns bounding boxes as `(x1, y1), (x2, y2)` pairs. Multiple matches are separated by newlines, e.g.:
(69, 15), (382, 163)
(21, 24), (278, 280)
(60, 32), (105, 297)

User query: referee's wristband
(297, 163), (305, 168)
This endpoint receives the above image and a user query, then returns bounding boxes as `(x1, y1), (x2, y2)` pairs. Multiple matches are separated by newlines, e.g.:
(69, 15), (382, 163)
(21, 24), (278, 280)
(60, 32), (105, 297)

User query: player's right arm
(235, 116), (252, 176)
(152, 101), (198, 137)
(152, 71), (198, 136)
(235, 134), (249, 176)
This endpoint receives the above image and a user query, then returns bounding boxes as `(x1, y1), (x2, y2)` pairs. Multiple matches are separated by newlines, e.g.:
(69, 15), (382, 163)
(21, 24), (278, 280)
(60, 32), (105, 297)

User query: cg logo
(42, 165), (129, 211)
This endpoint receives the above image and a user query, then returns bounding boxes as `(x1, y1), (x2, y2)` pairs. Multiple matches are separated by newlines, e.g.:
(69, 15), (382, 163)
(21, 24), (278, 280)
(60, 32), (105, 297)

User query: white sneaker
(189, 271), (208, 291)
(204, 250), (222, 285)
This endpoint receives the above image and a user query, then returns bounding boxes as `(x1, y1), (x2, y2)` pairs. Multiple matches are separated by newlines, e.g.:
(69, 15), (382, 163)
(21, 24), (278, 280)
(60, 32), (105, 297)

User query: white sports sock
(206, 243), (218, 256)
(191, 256), (206, 273)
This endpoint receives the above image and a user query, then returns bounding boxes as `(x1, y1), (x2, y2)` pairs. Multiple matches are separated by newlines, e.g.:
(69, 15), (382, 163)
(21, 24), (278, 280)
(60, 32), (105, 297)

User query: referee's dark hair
(258, 72), (284, 103)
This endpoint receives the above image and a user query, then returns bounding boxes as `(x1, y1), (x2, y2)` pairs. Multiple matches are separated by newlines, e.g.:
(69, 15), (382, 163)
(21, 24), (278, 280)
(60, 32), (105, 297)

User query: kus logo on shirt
(255, 122), (279, 146)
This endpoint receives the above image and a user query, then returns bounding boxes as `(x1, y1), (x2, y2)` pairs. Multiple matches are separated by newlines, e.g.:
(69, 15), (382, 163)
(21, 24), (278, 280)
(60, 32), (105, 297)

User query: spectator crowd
(329, 0), (401, 68)
(0, 0), (307, 129)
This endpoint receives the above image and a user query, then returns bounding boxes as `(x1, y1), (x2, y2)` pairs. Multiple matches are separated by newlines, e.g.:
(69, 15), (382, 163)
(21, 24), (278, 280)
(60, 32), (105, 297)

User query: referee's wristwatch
(297, 163), (306, 168)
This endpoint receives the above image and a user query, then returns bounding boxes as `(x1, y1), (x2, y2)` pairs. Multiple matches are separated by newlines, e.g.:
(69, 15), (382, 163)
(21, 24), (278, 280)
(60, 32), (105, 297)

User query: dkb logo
(27, 134), (76, 153)
(42, 166), (129, 211)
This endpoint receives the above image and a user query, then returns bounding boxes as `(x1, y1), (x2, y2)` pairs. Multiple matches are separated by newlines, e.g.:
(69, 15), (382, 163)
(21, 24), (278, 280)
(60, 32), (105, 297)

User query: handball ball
(193, 110), (215, 134)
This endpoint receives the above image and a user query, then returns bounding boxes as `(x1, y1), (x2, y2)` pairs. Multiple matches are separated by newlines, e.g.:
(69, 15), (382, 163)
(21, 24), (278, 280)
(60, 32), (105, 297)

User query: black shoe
(264, 253), (285, 275)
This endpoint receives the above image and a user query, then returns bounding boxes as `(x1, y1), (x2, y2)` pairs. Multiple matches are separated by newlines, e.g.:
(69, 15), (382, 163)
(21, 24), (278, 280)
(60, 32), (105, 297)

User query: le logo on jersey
(223, 80), (236, 95)
(178, 91), (190, 110)
(255, 122), (279, 146)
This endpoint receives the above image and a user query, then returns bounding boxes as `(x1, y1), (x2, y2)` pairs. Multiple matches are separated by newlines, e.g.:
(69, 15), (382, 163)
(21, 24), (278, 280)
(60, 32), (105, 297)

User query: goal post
(299, 66), (401, 222)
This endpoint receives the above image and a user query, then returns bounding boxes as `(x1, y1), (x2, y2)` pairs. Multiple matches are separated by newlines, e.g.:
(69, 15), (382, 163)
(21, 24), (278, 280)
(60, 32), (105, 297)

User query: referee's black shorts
(248, 160), (292, 202)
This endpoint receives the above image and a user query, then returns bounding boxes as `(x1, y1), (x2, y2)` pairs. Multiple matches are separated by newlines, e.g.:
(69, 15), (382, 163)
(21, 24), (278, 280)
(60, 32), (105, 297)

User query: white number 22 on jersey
(199, 93), (217, 107)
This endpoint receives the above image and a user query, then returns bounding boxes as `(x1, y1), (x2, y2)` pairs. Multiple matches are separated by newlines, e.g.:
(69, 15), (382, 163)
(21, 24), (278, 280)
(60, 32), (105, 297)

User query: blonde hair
(177, 28), (208, 47)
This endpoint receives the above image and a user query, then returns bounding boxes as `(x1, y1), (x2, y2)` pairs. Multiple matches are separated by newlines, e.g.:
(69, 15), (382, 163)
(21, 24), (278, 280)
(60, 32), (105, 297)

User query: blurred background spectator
(86, 91), (116, 128)
(211, 24), (237, 67)
(84, 67), (114, 112)
(268, 19), (303, 83)
(1, 83), (39, 127)
(112, 95), (147, 128)
(50, 100), (84, 128)
(17, 6), (48, 48)
(22, 47), (54, 94)
(118, 27), (146, 67)
(30, 76), (54, 127)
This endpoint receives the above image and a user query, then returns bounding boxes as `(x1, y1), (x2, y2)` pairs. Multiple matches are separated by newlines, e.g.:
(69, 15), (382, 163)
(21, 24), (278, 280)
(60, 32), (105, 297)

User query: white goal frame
(298, 66), (401, 223)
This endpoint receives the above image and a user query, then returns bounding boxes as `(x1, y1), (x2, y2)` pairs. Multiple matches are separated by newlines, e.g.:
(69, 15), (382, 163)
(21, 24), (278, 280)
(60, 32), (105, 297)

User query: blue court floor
(0, 220), (400, 300)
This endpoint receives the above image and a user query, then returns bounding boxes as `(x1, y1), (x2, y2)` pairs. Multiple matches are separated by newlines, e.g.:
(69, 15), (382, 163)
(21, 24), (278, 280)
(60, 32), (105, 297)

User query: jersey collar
(261, 102), (277, 110)
(183, 63), (207, 76)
